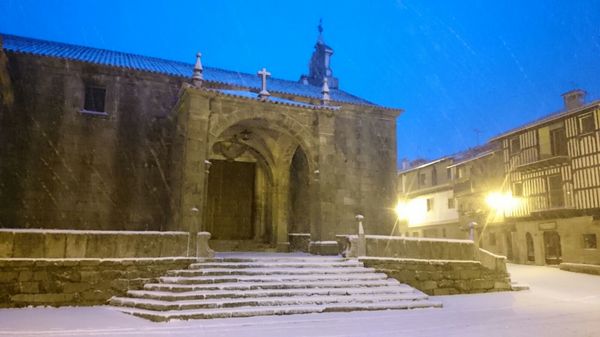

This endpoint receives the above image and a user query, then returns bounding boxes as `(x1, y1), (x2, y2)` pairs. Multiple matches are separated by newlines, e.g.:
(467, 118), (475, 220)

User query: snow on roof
(212, 89), (339, 110)
(489, 99), (600, 141)
(1, 33), (386, 108)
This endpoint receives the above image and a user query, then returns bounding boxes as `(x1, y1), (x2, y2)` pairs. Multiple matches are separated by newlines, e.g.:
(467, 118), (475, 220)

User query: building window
(447, 168), (452, 180)
(447, 198), (455, 209)
(513, 182), (523, 197)
(431, 167), (438, 186)
(583, 234), (597, 249)
(83, 86), (106, 113)
(442, 228), (447, 238)
(457, 166), (466, 179)
(510, 137), (521, 154)
(488, 232), (496, 246)
(419, 173), (426, 187)
(579, 113), (595, 134)
(547, 174), (564, 208)
(550, 127), (568, 156)
(426, 198), (434, 212)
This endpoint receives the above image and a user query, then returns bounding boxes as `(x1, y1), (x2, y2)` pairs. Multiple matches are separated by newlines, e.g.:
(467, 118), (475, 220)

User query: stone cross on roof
(257, 67), (271, 100)
(192, 52), (203, 87)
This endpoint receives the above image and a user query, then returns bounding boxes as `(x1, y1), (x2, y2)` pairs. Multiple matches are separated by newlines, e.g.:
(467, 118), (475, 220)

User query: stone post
(196, 232), (215, 258)
(356, 214), (366, 257)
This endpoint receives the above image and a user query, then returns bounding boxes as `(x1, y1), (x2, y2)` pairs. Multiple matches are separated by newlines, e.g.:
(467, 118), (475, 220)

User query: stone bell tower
(300, 19), (339, 89)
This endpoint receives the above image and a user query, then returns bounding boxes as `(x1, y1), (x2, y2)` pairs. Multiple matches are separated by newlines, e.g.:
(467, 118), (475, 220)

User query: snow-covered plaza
(1, 264), (598, 337)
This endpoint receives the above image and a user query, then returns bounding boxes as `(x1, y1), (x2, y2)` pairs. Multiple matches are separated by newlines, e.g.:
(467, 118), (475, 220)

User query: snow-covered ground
(1, 263), (599, 337)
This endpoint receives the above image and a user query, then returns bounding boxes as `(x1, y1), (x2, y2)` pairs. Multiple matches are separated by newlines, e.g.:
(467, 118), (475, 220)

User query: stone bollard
(196, 232), (215, 258)
(356, 214), (366, 257)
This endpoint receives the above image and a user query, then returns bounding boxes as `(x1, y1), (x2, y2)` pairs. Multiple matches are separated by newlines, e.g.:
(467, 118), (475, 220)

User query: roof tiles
(1, 33), (376, 107)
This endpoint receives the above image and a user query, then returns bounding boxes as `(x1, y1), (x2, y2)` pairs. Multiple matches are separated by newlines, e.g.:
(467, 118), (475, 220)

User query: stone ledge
(559, 262), (600, 276)
(0, 229), (190, 258)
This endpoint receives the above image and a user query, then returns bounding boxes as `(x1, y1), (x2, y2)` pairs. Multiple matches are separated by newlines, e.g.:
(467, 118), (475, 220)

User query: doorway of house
(543, 230), (562, 264)
(504, 231), (514, 260)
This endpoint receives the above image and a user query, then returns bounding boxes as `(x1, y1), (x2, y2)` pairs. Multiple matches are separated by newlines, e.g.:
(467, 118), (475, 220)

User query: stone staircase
(109, 254), (442, 321)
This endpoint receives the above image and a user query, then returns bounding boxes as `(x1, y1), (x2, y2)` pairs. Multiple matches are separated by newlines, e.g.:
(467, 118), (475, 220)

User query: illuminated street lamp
(394, 199), (427, 227)
(485, 191), (520, 219)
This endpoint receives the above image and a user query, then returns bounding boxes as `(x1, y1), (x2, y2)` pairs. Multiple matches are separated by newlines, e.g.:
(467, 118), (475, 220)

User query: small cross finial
(321, 77), (330, 105)
(317, 19), (324, 43)
(192, 52), (203, 87)
(257, 67), (271, 100)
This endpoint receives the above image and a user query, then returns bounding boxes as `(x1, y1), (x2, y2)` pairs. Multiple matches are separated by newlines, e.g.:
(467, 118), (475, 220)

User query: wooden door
(206, 160), (255, 240)
(543, 230), (562, 265)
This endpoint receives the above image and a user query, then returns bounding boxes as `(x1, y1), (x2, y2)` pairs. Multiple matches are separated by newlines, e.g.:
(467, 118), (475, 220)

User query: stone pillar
(272, 167), (291, 252)
(176, 90), (212, 235)
(309, 111), (338, 255)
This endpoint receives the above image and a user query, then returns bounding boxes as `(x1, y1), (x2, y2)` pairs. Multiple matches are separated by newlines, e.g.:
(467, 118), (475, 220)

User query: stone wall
(0, 229), (190, 258)
(0, 257), (194, 307)
(0, 52), (183, 231)
(361, 257), (512, 295)
(365, 235), (478, 260)
(288, 233), (310, 252)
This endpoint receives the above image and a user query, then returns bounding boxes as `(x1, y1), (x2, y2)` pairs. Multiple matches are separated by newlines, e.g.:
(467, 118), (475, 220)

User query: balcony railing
(514, 154), (569, 171)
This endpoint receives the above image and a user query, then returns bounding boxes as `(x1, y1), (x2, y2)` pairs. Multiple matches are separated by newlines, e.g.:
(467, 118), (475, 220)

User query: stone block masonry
(361, 257), (512, 295)
(0, 229), (190, 258)
(0, 257), (195, 307)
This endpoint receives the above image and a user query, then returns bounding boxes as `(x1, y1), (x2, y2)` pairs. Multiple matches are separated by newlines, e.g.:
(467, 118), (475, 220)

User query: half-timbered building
(490, 90), (600, 265)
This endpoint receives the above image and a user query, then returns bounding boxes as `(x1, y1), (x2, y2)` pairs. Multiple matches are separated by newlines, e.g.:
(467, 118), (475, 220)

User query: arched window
(526, 232), (535, 262)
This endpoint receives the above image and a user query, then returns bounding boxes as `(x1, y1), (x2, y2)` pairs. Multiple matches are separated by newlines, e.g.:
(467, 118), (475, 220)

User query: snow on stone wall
(0, 229), (190, 258)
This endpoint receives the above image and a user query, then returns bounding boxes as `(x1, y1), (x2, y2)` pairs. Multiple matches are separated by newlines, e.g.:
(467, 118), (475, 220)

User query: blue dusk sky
(2, 0), (600, 165)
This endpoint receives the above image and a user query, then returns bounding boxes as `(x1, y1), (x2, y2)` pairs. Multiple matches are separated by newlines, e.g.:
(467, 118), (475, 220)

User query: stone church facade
(0, 32), (401, 254)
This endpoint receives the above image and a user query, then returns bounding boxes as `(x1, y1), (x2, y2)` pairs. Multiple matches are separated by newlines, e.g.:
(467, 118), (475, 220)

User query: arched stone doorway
(205, 118), (313, 250)
(543, 230), (562, 265)
(526, 232), (535, 262)
(288, 146), (311, 234)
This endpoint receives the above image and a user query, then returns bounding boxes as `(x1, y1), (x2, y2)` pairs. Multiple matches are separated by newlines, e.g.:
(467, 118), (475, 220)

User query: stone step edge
(166, 267), (376, 275)
(110, 293), (431, 311)
(127, 286), (417, 301)
(144, 279), (402, 291)
(110, 299), (443, 322)
(159, 273), (388, 283)
(188, 262), (364, 269)
(199, 257), (349, 263)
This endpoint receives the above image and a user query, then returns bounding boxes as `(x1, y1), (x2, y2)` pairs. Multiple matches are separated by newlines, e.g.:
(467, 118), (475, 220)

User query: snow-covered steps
(109, 254), (442, 321)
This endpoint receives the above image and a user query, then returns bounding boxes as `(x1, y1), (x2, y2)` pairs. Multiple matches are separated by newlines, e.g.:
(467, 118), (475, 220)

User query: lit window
(426, 198), (434, 212)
